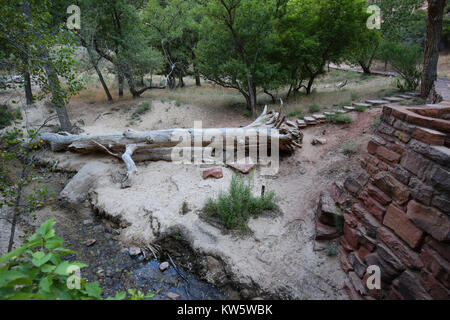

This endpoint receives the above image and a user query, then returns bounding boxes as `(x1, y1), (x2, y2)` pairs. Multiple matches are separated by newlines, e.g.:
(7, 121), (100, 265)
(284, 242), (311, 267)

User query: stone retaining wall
(319, 103), (450, 300)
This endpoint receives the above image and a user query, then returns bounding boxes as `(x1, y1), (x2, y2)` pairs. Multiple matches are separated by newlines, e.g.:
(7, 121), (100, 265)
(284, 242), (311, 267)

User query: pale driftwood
(38, 106), (303, 187)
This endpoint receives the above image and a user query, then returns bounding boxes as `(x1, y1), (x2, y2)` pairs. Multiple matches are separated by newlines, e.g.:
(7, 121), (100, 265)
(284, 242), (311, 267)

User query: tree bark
(118, 73), (124, 97)
(23, 70), (33, 105)
(421, 0), (446, 99)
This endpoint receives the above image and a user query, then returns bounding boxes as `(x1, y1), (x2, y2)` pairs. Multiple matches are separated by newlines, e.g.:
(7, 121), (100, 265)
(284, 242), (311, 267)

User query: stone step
(398, 94), (414, 99)
(352, 102), (371, 108)
(304, 116), (318, 125)
(384, 97), (405, 102)
(365, 99), (389, 106)
(335, 109), (347, 114)
(324, 111), (336, 116)
(405, 92), (419, 97)
(344, 106), (356, 111)
(312, 114), (327, 122)
(296, 119), (307, 127)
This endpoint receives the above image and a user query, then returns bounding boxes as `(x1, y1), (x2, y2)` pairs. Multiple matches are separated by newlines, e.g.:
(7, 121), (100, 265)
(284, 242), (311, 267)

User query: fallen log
(38, 105), (303, 187)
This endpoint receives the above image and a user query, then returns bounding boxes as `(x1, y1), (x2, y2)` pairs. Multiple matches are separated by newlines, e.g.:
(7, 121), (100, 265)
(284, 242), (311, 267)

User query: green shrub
(325, 245), (338, 257)
(354, 105), (367, 112)
(0, 219), (153, 300)
(132, 102), (152, 119)
(243, 109), (252, 118)
(0, 105), (21, 129)
(287, 110), (303, 118)
(326, 114), (352, 124)
(204, 174), (279, 231)
(342, 141), (357, 155)
(309, 104), (320, 113)
(383, 41), (423, 92)
(350, 92), (359, 101)
(373, 116), (381, 127)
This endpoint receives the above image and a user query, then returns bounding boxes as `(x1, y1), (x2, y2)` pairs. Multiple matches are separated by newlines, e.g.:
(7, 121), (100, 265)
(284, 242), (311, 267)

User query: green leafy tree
(195, 0), (283, 116)
(276, 0), (366, 95)
(0, 219), (154, 300)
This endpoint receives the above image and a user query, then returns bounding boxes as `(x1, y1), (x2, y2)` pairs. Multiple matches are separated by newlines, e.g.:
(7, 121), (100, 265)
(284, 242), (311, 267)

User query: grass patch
(326, 113), (352, 124)
(373, 116), (381, 127)
(342, 141), (357, 155)
(203, 174), (279, 231)
(131, 102), (152, 119)
(287, 110), (304, 119)
(0, 105), (21, 129)
(399, 97), (426, 106)
(243, 109), (252, 118)
(353, 105), (367, 112)
(325, 245), (338, 257)
(309, 104), (320, 113)
(350, 91), (360, 101)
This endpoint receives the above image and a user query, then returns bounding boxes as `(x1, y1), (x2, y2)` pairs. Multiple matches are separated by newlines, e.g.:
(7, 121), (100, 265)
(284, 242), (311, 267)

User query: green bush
(342, 141), (357, 155)
(132, 102), (152, 119)
(326, 114), (352, 124)
(353, 105), (367, 112)
(383, 41), (423, 92)
(287, 110), (303, 118)
(0, 219), (153, 300)
(309, 104), (320, 113)
(0, 105), (21, 129)
(204, 174), (279, 231)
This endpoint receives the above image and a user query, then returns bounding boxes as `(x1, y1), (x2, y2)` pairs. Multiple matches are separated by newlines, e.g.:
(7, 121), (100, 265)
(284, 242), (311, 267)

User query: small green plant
(354, 105), (367, 112)
(373, 116), (381, 127)
(325, 245), (338, 256)
(333, 210), (344, 234)
(132, 102), (152, 119)
(204, 174), (279, 231)
(350, 91), (359, 101)
(287, 110), (303, 118)
(342, 141), (357, 155)
(181, 200), (189, 215)
(0, 219), (153, 300)
(243, 109), (252, 118)
(175, 99), (182, 107)
(326, 114), (352, 124)
(309, 104), (320, 113)
(0, 105), (21, 129)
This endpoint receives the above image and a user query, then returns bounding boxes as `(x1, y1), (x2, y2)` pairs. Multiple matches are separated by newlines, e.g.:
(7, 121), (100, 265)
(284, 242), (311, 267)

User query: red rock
(202, 168), (223, 179)
(419, 270), (450, 300)
(348, 271), (368, 296)
(358, 246), (371, 261)
(344, 223), (359, 249)
(378, 227), (423, 269)
(391, 143), (405, 155)
(367, 140), (378, 155)
(360, 194), (386, 223)
(393, 271), (432, 300)
(400, 151), (431, 179)
(352, 203), (381, 238)
(412, 127), (446, 146)
(318, 190), (340, 226)
(408, 177), (433, 206)
(349, 252), (367, 278)
(376, 146), (401, 165)
(228, 163), (255, 174)
(425, 236), (450, 262)
(315, 221), (340, 240)
(394, 130), (410, 143)
(420, 246), (450, 289)
(340, 236), (355, 252)
(338, 247), (353, 273)
(377, 243), (405, 272)
(367, 184), (392, 206)
(344, 280), (363, 300)
(86, 239), (96, 247)
(373, 172), (410, 205)
(358, 234), (376, 252)
(406, 200), (450, 242)
(383, 204), (424, 249)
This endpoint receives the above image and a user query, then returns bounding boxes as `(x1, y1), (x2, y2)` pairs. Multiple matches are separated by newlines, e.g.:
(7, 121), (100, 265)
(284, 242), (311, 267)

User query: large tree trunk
(246, 77), (257, 117)
(118, 73), (124, 97)
(421, 0), (446, 99)
(38, 106), (303, 187)
(23, 70), (33, 105)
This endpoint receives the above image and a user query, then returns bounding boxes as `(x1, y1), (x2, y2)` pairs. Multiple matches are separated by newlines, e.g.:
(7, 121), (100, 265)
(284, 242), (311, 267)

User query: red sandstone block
(425, 236), (450, 262)
(358, 192), (387, 222)
(358, 246), (371, 262)
(366, 162), (380, 177)
(344, 223), (359, 249)
(367, 183), (392, 206)
(419, 270), (450, 299)
(406, 200), (450, 242)
(383, 204), (424, 249)
(412, 127), (446, 146)
(391, 143), (405, 155)
(338, 247), (353, 273)
(400, 151), (431, 179)
(373, 172), (410, 205)
(352, 202), (381, 238)
(393, 271), (432, 300)
(420, 245), (450, 289)
(376, 146), (402, 165)
(344, 280), (363, 300)
(340, 236), (355, 252)
(378, 227), (424, 269)
(202, 168), (223, 179)
(377, 161), (390, 171)
(367, 140), (378, 155)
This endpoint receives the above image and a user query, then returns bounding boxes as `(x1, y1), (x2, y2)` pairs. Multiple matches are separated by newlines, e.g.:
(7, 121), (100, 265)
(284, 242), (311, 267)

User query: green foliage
(333, 210), (344, 234)
(0, 106), (21, 129)
(326, 114), (352, 124)
(342, 142), (357, 155)
(373, 116), (381, 128)
(353, 105), (367, 112)
(325, 245), (338, 257)
(308, 104), (320, 113)
(383, 42), (423, 92)
(204, 174), (279, 231)
(132, 102), (152, 119)
(0, 219), (154, 300)
(287, 110), (304, 118)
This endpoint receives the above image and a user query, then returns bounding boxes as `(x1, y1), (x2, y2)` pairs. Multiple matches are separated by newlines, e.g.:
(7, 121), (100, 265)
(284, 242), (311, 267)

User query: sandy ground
(7, 94), (378, 299)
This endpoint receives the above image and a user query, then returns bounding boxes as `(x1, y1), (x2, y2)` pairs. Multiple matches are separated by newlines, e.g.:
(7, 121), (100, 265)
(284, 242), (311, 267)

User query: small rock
(165, 292), (180, 300)
(128, 247), (141, 257)
(83, 219), (93, 226)
(159, 261), (170, 272)
(311, 138), (327, 145)
(227, 158), (255, 174)
(202, 168), (223, 179)
(97, 268), (105, 279)
(86, 239), (96, 247)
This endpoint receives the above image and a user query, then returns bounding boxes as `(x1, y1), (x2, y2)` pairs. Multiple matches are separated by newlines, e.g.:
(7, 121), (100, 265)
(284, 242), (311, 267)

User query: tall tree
(421, 0), (446, 99)
(195, 0), (282, 116)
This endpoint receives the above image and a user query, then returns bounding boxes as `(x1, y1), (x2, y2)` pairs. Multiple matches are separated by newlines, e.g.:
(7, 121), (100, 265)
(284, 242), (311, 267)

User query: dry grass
(74, 68), (398, 119)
